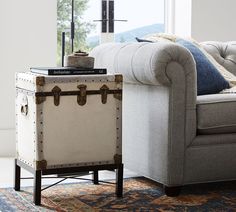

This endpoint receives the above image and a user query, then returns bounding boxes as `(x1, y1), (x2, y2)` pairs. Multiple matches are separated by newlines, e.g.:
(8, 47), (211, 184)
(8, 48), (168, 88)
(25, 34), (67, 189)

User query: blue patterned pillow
(176, 39), (230, 95)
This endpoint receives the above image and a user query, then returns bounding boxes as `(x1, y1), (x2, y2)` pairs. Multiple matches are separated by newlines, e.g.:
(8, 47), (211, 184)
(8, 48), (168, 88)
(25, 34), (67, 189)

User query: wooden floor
(0, 158), (138, 188)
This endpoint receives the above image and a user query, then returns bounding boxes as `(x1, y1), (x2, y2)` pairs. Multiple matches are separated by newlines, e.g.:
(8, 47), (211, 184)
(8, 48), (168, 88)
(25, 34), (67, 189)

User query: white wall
(174, 0), (192, 37)
(0, 0), (57, 156)
(192, 0), (236, 41)
(174, 0), (236, 41)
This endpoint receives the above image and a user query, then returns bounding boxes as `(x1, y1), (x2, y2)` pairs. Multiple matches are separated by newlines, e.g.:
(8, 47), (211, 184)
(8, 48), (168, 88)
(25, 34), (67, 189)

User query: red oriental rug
(0, 177), (236, 211)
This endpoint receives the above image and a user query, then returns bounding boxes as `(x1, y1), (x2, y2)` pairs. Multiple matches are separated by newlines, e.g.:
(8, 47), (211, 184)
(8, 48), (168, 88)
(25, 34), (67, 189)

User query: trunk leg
(93, 170), (99, 185)
(14, 159), (21, 191)
(34, 170), (42, 205)
(116, 163), (123, 197)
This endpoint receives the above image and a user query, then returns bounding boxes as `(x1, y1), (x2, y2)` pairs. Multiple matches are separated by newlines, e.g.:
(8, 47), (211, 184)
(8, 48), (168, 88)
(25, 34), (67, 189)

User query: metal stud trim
(47, 160), (114, 169)
(18, 158), (34, 168)
(36, 98), (44, 163)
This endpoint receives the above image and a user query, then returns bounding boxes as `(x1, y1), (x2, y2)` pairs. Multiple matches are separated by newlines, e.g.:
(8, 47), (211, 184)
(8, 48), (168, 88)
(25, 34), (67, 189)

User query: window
(114, 0), (165, 42)
(57, 0), (165, 65)
(57, 0), (97, 65)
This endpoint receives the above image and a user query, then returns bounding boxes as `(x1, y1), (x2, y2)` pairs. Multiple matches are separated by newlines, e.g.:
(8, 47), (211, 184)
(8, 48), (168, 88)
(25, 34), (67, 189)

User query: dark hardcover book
(30, 67), (107, 75)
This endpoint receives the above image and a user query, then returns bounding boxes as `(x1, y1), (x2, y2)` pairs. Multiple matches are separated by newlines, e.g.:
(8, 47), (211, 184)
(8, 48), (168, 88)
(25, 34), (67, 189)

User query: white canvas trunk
(15, 72), (122, 170)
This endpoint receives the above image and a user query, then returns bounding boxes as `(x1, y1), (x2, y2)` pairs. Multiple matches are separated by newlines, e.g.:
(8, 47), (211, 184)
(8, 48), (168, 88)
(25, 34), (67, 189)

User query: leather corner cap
(36, 76), (45, 86)
(35, 160), (47, 170)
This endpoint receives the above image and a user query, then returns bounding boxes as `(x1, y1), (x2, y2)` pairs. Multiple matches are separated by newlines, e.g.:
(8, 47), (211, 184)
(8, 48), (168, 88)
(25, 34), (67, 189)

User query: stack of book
(30, 67), (107, 75)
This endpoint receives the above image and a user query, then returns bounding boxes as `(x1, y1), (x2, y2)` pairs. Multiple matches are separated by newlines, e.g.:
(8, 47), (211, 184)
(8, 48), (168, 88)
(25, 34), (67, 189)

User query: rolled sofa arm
(90, 42), (198, 185)
(90, 42), (197, 87)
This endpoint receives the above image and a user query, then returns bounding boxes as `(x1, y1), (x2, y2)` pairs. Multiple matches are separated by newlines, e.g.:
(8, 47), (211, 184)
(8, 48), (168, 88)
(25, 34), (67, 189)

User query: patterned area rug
(1, 177), (236, 211)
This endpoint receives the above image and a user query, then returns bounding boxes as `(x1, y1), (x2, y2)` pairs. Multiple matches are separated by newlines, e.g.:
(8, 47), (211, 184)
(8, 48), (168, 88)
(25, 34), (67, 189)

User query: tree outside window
(57, 0), (95, 65)
(57, 0), (165, 65)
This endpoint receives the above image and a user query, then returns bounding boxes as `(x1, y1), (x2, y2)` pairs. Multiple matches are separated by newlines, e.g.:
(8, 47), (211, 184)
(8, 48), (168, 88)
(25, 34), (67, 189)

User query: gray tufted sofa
(90, 41), (236, 195)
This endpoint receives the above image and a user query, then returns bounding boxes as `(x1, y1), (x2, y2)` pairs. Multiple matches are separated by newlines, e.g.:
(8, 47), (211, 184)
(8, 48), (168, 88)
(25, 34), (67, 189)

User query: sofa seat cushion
(197, 94), (236, 134)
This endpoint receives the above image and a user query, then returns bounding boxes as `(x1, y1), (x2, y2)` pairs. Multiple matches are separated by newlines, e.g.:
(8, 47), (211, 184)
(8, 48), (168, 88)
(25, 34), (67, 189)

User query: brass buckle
(52, 86), (61, 106)
(77, 84), (87, 106)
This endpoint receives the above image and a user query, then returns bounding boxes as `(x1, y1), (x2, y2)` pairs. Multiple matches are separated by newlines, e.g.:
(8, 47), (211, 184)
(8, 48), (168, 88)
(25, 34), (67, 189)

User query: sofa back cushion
(201, 41), (236, 76)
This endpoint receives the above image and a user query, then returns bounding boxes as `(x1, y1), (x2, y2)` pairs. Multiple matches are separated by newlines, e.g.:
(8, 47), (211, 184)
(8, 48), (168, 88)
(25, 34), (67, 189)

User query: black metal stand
(116, 163), (123, 197)
(14, 159), (123, 206)
(14, 159), (21, 191)
(34, 170), (42, 205)
(93, 170), (99, 185)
